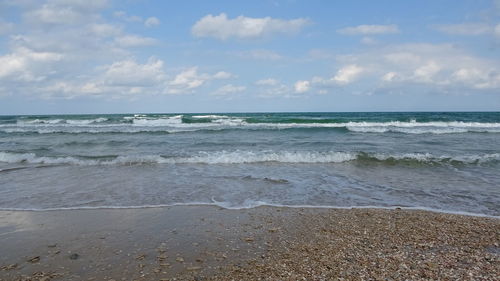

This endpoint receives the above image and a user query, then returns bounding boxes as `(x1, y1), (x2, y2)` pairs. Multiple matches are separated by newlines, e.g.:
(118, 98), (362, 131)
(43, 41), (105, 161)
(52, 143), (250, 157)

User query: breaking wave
(3, 117), (500, 135)
(1, 151), (498, 166)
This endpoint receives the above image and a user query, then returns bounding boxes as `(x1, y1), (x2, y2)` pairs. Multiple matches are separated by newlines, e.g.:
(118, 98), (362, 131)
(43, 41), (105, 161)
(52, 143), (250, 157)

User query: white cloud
(294, 80), (310, 93)
(191, 13), (309, 40)
(433, 23), (492, 35)
(0, 46), (63, 82)
(337, 24), (399, 35)
(255, 79), (313, 98)
(212, 71), (234, 79)
(49, 0), (109, 10)
(332, 64), (364, 84)
(167, 67), (232, 94)
(212, 84), (246, 96)
(24, 0), (109, 25)
(413, 61), (441, 82)
(114, 11), (161, 28)
(298, 64), (365, 92)
(87, 23), (121, 37)
(255, 78), (279, 86)
(144, 17), (160, 27)
(114, 35), (157, 47)
(101, 58), (166, 87)
(234, 49), (283, 60)
(113, 10), (142, 22)
(335, 43), (500, 90)
(254, 78), (290, 98)
(168, 67), (205, 94)
(39, 57), (168, 99)
(382, 72), (398, 82)
(1, 1), (243, 100)
(0, 53), (27, 78)
(296, 43), (500, 95)
(26, 4), (84, 24)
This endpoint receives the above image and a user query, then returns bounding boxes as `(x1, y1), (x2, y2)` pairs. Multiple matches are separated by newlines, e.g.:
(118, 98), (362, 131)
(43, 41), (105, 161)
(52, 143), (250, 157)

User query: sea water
(0, 112), (499, 216)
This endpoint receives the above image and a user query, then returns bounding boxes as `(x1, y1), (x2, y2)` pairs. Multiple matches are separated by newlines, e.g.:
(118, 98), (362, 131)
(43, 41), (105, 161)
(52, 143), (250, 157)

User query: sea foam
(1, 151), (498, 166)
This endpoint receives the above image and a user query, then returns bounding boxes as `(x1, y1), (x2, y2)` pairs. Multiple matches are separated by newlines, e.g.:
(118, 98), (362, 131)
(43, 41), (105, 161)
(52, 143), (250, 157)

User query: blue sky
(0, 0), (499, 114)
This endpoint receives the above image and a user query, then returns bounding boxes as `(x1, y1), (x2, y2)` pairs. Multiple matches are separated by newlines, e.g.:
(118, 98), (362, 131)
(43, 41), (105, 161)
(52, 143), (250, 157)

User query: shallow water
(0, 112), (499, 215)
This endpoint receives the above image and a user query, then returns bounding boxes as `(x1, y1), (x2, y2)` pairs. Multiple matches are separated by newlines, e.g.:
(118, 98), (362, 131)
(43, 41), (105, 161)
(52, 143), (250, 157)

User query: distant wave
(16, 117), (109, 126)
(1, 151), (498, 166)
(2, 117), (500, 134)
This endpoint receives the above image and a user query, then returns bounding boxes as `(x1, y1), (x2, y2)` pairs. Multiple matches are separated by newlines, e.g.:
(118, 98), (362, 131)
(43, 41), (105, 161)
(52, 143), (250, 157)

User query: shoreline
(1, 204), (498, 219)
(1, 206), (499, 280)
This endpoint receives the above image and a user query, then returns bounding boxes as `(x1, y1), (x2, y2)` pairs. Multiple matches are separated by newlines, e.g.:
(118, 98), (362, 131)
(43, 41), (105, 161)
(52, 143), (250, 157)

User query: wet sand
(0, 206), (498, 280)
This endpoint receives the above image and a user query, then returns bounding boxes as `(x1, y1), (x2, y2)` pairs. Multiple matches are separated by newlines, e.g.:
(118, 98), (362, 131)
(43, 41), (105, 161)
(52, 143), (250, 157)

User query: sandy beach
(0, 206), (498, 280)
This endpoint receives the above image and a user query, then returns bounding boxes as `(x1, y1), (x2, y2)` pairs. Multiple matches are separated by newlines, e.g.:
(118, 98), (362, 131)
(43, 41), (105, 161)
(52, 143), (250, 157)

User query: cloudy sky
(1, 0), (500, 114)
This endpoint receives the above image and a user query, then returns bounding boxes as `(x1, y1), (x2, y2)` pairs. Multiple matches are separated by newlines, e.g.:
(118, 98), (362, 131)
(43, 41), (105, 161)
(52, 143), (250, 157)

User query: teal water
(0, 112), (499, 215)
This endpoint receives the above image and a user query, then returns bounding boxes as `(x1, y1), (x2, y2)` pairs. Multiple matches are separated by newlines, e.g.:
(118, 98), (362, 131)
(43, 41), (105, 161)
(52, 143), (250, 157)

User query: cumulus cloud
(114, 35), (157, 47)
(337, 24), (399, 35)
(295, 43), (500, 95)
(254, 78), (289, 98)
(340, 43), (500, 90)
(255, 79), (313, 98)
(295, 64), (365, 93)
(0, 1), (233, 99)
(101, 58), (166, 87)
(87, 23), (122, 37)
(212, 71), (234, 79)
(433, 23), (492, 35)
(24, 0), (109, 25)
(212, 84), (246, 96)
(114, 11), (160, 27)
(113, 10), (142, 22)
(191, 13), (309, 40)
(167, 67), (234, 94)
(0, 46), (64, 82)
(294, 80), (310, 93)
(255, 78), (279, 86)
(38, 57), (168, 98)
(234, 49), (283, 60)
(144, 17), (160, 27)
(332, 64), (364, 85)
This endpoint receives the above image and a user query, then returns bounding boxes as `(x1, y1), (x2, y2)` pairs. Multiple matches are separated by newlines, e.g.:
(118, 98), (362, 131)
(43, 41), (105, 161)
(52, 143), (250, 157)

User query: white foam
(192, 115), (230, 119)
(65, 117), (108, 125)
(17, 119), (64, 125)
(0, 152), (98, 165)
(4, 118), (500, 134)
(169, 150), (357, 164)
(2, 150), (498, 166)
(370, 152), (500, 163)
(132, 115), (184, 126)
(0, 203), (497, 218)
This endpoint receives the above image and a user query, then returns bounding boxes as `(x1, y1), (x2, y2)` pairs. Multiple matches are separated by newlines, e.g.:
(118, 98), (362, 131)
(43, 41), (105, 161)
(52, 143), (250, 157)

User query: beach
(1, 206), (498, 280)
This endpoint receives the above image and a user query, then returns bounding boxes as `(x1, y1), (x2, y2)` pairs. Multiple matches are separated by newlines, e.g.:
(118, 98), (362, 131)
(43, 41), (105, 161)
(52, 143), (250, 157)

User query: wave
(16, 117), (109, 126)
(346, 126), (500, 134)
(132, 115), (183, 126)
(0, 203), (496, 218)
(191, 115), (230, 119)
(1, 151), (498, 166)
(4, 117), (500, 134)
(65, 117), (108, 125)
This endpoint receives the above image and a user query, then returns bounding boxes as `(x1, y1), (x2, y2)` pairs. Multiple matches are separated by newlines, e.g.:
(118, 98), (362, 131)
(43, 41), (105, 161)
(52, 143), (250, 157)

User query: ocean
(0, 112), (499, 216)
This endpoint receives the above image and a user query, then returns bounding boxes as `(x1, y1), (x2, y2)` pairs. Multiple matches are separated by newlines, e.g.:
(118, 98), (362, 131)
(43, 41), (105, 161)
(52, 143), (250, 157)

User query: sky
(0, 0), (500, 114)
